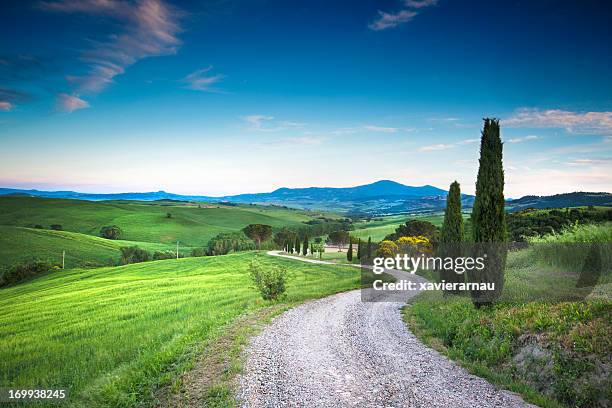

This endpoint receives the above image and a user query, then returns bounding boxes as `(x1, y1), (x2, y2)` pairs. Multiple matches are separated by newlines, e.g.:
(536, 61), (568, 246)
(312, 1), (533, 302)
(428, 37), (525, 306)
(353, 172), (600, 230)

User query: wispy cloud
(364, 125), (399, 133)
(0, 101), (13, 111)
(369, 0), (437, 31)
(506, 135), (540, 143)
(504, 108), (612, 135)
(243, 115), (275, 130)
(566, 157), (612, 166)
(56, 93), (90, 112)
(419, 143), (454, 152)
(41, 0), (182, 109)
(182, 66), (224, 92)
(242, 115), (305, 132)
(457, 138), (480, 145)
(280, 136), (324, 146)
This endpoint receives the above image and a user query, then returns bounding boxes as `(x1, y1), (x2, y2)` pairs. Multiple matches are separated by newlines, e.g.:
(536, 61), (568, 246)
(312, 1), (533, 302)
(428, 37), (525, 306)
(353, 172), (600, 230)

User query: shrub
(100, 225), (122, 240)
(34, 224), (44, 229)
(208, 232), (255, 255)
(377, 240), (398, 258)
(384, 220), (439, 244)
(152, 251), (176, 260)
(191, 247), (207, 257)
(248, 257), (288, 301)
(166, 212), (172, 219)
(50, 224), (62, 231)
(0, 260), (56, 287)
(119, 246), (150, 265)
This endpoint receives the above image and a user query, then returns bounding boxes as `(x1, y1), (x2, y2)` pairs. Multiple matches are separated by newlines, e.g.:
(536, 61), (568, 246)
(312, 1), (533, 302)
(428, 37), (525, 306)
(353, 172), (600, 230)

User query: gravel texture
(238, 253), (535, 408)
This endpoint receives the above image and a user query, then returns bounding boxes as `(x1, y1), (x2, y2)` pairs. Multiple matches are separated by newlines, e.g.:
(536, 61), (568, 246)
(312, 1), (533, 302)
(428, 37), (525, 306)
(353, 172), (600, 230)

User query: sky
(1, 0), (611, 198)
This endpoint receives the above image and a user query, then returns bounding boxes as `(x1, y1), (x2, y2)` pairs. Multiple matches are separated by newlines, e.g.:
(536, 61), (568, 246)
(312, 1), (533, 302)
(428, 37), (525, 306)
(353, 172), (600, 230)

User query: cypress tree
(347, 241), (353, 261)
(295, 237), (301, 255)
(470, 118), (507, 307)
(356, 238), (361, 260)
(303, 235), (309, 256)
(366, 237), (372, 259)
(440, 181), (464, 291)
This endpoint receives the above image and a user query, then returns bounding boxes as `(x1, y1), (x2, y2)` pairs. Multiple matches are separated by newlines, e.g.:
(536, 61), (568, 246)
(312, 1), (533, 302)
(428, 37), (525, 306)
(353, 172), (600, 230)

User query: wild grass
(0, 251), (365, 407)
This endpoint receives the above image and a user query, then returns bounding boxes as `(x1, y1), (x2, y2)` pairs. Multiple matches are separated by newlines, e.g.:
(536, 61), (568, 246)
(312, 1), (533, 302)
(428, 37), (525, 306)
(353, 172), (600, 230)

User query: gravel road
(238, 253), (534, 408)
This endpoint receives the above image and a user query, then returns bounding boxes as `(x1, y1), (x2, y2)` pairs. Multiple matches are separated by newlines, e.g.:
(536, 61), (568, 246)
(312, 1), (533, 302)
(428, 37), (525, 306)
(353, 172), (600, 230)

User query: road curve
(238, 252), (533, 408)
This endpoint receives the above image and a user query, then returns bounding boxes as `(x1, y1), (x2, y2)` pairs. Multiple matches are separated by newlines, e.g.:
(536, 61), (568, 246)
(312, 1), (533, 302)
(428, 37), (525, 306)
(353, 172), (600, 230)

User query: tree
(166, 212), (172, 219)
(356, 238), (361, 260)
(249, 257), (287, 301)
(120, 246), (150, 265)
(50, 224), (62, 231)
(384, 220), (439, 243)
(347, 241), (353, 261)
(302, 235), (309, 256)
(295, 237), (301, 255)
(100, 225), (122, 240)
(366, 237), (372, 259)
(242, 224), (273, 249)
(440, 181), (465, 291)
(328, 230), (349, 250)
(470, 118), (507, 307)
(208, 232), (255, 255)
(274, 228), (296, 250)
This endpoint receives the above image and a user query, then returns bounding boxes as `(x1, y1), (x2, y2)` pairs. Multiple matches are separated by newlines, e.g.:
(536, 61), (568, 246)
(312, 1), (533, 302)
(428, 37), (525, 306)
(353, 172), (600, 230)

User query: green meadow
(351, 212), (459, 241)
(0, 252), (365, 407)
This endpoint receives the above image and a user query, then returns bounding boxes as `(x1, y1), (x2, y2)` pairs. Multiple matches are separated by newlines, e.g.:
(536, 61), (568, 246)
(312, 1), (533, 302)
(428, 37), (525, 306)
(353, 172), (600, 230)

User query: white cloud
(364, 125), (399, 133)
(504, 108), (612, 135)
(56, 93), (90, 113)
(566, 157), (612, 167)
(457, 138), (480, 145)
(369, 10), (417, 30)
(43, 0), (182, 106)
(280, 136), (324, 146)
(404, 0), (438, 7)
(506, 135), (540, 143)
(0, 101), (12, 111)
(419, 143), (454, 152)
(182, 66), (224, 92)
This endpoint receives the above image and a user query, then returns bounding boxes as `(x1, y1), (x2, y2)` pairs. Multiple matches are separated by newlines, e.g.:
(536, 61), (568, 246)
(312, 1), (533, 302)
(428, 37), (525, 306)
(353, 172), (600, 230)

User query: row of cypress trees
(347, 237), (374, 262)
(440, 118), (506, 307)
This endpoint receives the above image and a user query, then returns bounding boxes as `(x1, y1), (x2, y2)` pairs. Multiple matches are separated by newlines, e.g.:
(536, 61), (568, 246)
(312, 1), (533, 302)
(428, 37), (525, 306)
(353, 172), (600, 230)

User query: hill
(0, 196), (321, 246)
(507, 192), (612, 211)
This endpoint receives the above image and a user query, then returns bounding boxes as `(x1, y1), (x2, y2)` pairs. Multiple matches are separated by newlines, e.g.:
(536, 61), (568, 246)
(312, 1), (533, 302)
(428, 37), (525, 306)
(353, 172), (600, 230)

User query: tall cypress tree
(366, 237), (372, 259)
(303, 235), (309, 256)
(295, 237), (301, 255)
(470, 118), (507, 306)
(440, 181), (464, 291)
(356, 238), (361, 260)
(347, 241), (353, 261)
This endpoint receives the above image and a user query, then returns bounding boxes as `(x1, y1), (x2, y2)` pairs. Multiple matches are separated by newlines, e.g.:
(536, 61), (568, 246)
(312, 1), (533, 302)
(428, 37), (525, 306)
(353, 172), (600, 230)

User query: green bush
(191, 247), (207, 257)
(248, 257), (287, 301)
(207, 232), (255, 255)
(50, 224), (62, 231)
(119, 246), (150, 265)
(0, 259), (56, 287)
(100, 225), (122, 240)
(152, 251), (177, 260)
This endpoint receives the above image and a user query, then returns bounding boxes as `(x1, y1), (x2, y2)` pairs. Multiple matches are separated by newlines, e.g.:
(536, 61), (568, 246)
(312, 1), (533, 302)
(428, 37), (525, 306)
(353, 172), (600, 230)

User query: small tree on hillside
(328, 230), (349, 251)
(470, 118), (507, 307)
(242, 224), (273, 250)
(302, 235), (309, 256)
(440, 181), (464, 292)
(100, 225), (122, 240)
(356, 238), (361, 260)
(347, 241), (353, 261)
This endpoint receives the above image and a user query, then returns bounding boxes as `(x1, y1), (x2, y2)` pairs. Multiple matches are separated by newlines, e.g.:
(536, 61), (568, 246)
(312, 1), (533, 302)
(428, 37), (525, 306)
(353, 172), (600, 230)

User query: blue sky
(1, 0), (611, 197)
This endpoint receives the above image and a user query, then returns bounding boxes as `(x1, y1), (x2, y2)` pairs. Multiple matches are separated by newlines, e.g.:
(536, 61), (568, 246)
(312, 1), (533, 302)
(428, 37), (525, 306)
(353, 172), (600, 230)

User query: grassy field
(0, 226), (180, 268)
(351, 212), (457, 241)
(0, 196), (324, 247)
(0, 251), (368, 407)
(404, 225), (612, 408)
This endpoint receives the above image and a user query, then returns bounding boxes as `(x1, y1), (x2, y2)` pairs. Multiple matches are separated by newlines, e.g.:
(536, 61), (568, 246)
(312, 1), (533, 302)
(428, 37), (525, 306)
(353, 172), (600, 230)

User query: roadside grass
(0, 196), (323, 248)
(0, 251), (368, 407)
(405, 244), (612, 408)
(0, 226), (182, 268)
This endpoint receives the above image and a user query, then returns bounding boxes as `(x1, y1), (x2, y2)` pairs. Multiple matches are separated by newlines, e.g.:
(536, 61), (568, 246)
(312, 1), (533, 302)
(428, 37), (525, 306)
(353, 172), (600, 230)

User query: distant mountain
(507, 192), (612, 211)
(0, 181), (459, 215)
(3, 183), (608, 216)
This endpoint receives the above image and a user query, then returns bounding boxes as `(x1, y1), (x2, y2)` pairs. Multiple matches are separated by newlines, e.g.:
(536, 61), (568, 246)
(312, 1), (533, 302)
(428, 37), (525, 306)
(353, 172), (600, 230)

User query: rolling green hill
(0, 196), (320, 246)
(0, 226), (177, 268)
(0, 252), (364, 407)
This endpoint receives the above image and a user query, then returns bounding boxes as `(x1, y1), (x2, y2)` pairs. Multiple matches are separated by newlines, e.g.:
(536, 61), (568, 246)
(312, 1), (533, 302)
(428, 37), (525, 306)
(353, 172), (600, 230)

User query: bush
(119, 246), (150, 265)
(34, 224), (43, 229)
(152, 251), (176, 260)
(0, 260), (56, 287)
(208, 232), (255, 255)
(100, 225), (122, 240)
(248, 257), (288, 301)
(191, 247), (207, 257)
(50, 224), (62, 231)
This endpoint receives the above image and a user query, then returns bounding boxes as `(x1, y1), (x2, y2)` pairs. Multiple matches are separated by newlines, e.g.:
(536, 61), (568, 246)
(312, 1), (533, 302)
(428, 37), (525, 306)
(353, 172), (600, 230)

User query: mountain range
(1, 180), (610, 215)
